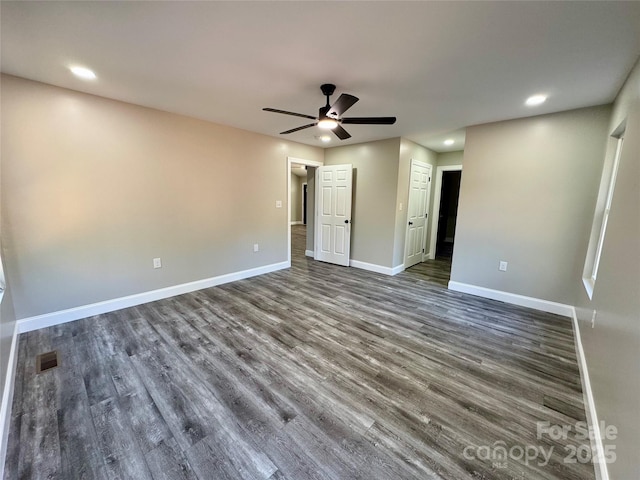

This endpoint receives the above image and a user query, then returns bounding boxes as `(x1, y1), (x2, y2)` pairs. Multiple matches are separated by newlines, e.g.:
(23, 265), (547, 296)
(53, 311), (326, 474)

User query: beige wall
(574, 60), (640, 480)
(305, 168), (316, 253)
(393, 139), (438, 267)
(0, 75), (323, 321)
(437, 150), (464, 167)
(324, 138), (401, 268)
(450, 105), (611, 304)
(290, 172), (307, 224)
(290, 172), (301, 222)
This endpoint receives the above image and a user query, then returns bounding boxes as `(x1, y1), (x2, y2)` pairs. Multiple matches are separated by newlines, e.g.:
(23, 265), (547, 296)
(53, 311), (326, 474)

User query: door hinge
(429, 176), (431, 182)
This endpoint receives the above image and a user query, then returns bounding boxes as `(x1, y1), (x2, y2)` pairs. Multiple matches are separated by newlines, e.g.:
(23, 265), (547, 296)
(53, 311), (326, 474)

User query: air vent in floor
(36, 350), (59, 373)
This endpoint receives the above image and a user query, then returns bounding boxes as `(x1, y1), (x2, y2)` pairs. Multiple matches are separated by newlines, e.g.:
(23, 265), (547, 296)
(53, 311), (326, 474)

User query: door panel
(315, 164), (353, 266)
(404, 161), (432, 269)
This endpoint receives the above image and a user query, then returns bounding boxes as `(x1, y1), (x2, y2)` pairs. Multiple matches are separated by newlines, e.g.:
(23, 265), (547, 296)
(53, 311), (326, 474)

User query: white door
(315, 164), (353, 266)
(404, 160), (431, 268)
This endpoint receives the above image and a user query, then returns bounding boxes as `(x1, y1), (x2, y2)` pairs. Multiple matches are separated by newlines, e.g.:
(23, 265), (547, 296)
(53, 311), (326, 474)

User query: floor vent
(36, 351), (59, 373)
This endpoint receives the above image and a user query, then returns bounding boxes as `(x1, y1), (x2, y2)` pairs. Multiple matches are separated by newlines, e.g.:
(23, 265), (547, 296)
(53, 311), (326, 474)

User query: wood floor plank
(4, 225), (594, 479)
(144, 438), (199, 480)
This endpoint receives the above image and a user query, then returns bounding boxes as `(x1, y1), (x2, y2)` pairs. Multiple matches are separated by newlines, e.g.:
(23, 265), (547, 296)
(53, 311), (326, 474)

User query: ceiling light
(317, 118), (338, 130)
(444, 139), (455, 146)
(525, 94), (547, 106)
(70, 66), (96, 80)
(320, 135), (331, 143)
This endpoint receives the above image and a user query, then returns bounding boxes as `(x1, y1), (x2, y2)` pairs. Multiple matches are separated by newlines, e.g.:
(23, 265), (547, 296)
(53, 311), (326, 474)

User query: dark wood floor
(4, 226), (594, 479)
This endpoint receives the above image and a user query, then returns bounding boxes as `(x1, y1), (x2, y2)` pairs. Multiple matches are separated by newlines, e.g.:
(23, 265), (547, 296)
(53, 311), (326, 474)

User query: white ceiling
(2, 1), (639, 152)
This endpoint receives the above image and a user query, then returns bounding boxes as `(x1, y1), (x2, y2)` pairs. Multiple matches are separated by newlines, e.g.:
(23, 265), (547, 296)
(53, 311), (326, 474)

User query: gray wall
(324, 138), (401, 268)
(450, 105), (611, 304)
(574, 60), (640, 480)
(0, 74), (323, 320)
(393, 138), (438, 267)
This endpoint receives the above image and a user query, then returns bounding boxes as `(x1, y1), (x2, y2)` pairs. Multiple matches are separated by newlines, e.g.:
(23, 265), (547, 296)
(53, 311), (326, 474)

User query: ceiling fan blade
(341, 117), (396, 125)
(327, 94), (359, 118)
(280, 123), (317, 135)
(263, 108), (316, 120)
(332, 125), (351, 140)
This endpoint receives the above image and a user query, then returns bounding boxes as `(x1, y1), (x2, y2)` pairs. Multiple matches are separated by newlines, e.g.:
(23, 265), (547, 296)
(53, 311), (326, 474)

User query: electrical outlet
(399, 203), (403, 211)
(253, 243), (259, 253)
(153, 257), (162, 269)
(499, 261), (508, 272)
(591, 310), (597, 328)
(275, 200), (282, 208)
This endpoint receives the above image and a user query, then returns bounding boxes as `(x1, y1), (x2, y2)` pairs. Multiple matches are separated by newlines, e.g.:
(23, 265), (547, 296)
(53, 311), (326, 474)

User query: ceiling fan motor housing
(320, 83), (336, 97)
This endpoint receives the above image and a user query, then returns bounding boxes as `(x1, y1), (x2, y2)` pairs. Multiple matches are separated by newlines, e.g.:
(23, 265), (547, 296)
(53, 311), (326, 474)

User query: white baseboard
(0, 321), (19, 480)
(391, 264), (405, 275)
(570, 308), (609, 480)
(290, 221), (303, 226)
(305, 250), (314, 257)
(350, 260), (402, 276)
(17, 261), (289, 334)
(447, 281), (574, 317)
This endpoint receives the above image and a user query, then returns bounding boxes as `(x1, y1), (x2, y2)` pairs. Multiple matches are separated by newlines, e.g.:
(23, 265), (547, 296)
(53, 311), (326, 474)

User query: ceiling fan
(263, 84), (396, 140)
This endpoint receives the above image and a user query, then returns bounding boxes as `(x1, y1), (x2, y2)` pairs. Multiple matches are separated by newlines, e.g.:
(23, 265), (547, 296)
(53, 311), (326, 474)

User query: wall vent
(36, 351), (59, 373)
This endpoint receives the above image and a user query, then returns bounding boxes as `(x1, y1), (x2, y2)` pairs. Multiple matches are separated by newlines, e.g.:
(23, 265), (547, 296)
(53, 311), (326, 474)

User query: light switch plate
(153, 257), (162, 269)
(275, 200), (282, 208)
(499, 261), (508, 272)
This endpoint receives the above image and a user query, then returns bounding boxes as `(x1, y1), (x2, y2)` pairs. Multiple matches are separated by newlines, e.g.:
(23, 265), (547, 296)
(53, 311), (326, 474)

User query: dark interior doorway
(436, 170), (461, 258)
(303, 184), (308, 225)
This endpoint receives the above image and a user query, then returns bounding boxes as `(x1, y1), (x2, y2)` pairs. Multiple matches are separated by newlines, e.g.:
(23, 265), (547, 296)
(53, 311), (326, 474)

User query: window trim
(582, 126), (625, 299)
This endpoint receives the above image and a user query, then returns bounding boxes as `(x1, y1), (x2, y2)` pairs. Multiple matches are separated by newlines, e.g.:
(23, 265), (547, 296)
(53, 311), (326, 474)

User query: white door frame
(404, 159), (432, 268)
(428, 164), (462, 259)
(287, 156), (323, 266)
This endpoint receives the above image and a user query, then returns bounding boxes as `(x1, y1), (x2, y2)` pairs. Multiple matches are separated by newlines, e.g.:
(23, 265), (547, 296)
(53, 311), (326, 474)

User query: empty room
(0, 2), (639, 479)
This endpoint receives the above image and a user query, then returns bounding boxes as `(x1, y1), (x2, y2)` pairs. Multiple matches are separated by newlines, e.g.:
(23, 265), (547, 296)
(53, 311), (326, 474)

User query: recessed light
(70, 66), (96, 80)
(320, 135), (331, 143)
(525, 94), (547, 106)
(444, 139), (455, 146)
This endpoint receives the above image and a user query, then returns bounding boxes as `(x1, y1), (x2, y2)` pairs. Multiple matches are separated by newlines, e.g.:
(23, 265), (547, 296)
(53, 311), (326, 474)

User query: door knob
(344, 219), (350, 224)
(408, 221), (413, 226)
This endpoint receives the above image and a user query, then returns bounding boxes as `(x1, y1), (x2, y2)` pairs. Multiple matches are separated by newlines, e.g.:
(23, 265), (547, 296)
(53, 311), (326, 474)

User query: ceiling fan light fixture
(317, 118), (338, 130)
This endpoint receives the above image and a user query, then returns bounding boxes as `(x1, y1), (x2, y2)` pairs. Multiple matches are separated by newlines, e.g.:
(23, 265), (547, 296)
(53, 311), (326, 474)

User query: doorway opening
(287, 157), (323, 266)
(303, 184), (308, 225)
(429, 164), (462, 260)
(436, 170), (461, 258)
